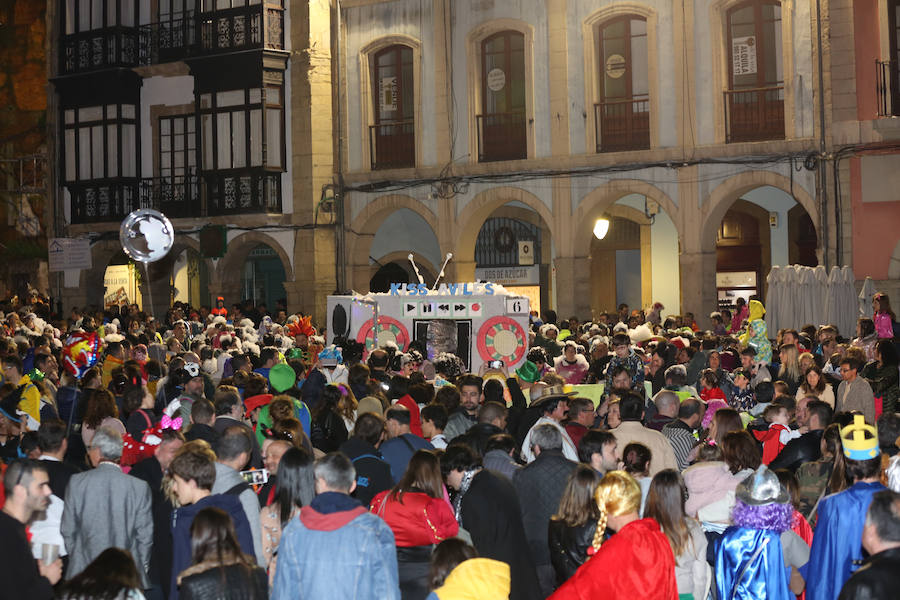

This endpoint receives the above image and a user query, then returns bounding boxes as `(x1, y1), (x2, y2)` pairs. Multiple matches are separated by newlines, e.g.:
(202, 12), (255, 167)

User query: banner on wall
(732, 36), (758, 76)
(103, 264), (140, 309)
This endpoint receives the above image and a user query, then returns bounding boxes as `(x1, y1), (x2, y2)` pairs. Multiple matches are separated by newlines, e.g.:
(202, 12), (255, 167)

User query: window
(199, 86), (284, 171)
(880, 1), (900, 115)
(478, 31), (527, 162)
(63, 0), (136, 34)
(159, 115), (196, 180)
(63, 103), (138, 182)
(725, 1), (784, 142)
(369, 45), (415, 169)
(596, 16), (649, 152)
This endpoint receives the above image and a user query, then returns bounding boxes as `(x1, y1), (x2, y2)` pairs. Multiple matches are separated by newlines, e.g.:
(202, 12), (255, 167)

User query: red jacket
(369, 490), (458, 547)
(549, 518), (678, 600)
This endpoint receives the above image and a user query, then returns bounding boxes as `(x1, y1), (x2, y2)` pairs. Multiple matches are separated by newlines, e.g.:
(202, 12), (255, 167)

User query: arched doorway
(586, 194), (680, 318)
(715, 185), (817, 308)
(171, 248), (211, 308)
(241, 244), (287, 310)
(103, 251), (143, 310)
(370, 262), (410, 292)
(473, 202), (550, 314)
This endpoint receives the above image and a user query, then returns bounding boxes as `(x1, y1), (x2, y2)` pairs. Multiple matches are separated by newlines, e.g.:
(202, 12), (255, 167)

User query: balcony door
(479, 31), (526, 162)
(597, 16), (649, 152)
(726, 1), (784, 142)
(371, 45), (415, 170)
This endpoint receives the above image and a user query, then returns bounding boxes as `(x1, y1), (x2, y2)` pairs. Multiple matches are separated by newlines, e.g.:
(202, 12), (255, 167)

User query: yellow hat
(840, 414), (880, 461)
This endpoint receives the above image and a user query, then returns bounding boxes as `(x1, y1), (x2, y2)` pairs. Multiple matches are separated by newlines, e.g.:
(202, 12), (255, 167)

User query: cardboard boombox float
(326, 282), (531, 372)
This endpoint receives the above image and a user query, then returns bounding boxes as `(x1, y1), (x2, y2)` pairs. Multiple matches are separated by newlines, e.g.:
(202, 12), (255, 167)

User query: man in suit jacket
(61, 426), (153, 587)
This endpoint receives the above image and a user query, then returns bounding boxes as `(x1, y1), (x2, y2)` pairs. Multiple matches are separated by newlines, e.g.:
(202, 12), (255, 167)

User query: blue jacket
(380, 433), (434, 482)
(272, 492), (400, 600)
(807, 481), (886, 600)
(170, 493), (255, 600)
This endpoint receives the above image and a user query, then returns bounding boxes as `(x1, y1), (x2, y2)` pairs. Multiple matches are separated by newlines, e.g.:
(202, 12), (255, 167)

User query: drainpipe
(815, 0), (831, 268)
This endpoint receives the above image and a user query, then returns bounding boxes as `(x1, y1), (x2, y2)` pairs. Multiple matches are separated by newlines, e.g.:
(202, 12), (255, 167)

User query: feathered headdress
(287, 315), (317, 338)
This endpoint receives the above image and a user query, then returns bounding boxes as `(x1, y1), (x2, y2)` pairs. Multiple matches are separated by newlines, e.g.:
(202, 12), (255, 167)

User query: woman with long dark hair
(260, 446), (316, 578)
(547, 464), (601, 585)
(177, 507), (267, 599)
(796, 364), (835, 408)
(310, 384), (357, 452)
(59, 547), (144, 600)
(371, 450), (458, 600)
(861, 339), (900, 415)
(644, 470), (708, 600)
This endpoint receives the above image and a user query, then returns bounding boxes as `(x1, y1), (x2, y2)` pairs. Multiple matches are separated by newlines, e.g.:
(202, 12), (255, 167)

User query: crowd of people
(1, 293), (900, 600)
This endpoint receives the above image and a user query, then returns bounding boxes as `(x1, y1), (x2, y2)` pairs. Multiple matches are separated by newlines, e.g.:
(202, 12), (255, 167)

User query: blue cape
(715, 527), (792, 600)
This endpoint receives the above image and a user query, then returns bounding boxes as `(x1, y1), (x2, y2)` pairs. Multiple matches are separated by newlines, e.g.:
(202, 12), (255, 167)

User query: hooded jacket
(428, 558), (511, 600)
(740, 300), (772, 364)
(170, 493), (255, 600)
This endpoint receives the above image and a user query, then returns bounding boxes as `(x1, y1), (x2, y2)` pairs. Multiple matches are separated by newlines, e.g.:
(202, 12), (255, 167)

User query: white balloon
(119, 209), (175, 263)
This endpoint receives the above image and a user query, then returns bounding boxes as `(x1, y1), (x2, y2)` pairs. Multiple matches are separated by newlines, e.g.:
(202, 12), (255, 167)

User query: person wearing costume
(549, 471), (678, 600)
(739, 300), (772, 365)
(806, 415), (886, 600)
(714, 465), (809, 600)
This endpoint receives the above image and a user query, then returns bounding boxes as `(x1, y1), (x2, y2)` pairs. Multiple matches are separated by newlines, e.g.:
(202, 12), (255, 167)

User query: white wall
(741, 185), (798, 268)
(616, 194), (681, 315)
(370, 208), (442, 269)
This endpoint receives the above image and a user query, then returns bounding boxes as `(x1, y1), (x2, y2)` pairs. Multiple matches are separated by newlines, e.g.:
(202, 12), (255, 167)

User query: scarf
(452, 468), (482, 525)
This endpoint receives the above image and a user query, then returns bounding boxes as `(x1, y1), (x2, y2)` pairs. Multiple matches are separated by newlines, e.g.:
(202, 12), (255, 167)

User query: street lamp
(593, 218), (610, 240)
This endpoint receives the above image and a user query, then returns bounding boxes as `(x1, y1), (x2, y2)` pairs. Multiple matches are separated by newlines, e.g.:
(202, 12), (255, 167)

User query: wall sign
(380, 76), (398, 113)
(487, 68), (506, 92)
(605, 54), (626, 79)
(732, 36), (757, 76)
(389, 282), (496, 296)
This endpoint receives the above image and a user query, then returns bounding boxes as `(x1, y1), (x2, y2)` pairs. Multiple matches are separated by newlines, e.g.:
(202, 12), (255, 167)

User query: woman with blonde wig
(549, 471), (678, 600)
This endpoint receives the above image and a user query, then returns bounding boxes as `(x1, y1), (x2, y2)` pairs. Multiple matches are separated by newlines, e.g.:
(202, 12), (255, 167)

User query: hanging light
(593, 218), (610, 240)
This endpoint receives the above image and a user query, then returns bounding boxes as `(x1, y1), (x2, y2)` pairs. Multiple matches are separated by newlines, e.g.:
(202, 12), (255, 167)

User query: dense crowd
(1, 293), (900, 600)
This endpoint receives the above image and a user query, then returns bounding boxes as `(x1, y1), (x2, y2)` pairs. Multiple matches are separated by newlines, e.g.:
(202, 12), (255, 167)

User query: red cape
(549, 518), (678, 600)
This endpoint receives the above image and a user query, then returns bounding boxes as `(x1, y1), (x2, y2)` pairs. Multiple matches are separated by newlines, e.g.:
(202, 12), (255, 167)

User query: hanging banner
(380, 76), (398, 113)
(732, 36), (757, 76)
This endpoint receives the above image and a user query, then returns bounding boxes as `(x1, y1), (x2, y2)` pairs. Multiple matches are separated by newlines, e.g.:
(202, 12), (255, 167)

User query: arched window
(725, 1), (783, 142)
(478, 31), (526, 162)
(596, 16), (649, 152)
(370, 44), (415, 169)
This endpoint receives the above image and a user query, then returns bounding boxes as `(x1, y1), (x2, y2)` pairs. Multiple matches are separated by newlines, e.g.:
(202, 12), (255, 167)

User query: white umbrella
(799, 266), (818, 328)
(765, 266), (781, 334)
(859, 276), (876, 319)
(839, 266), (858, 338)
(824, 266), (843, 332)
(813, 265), (828, 326)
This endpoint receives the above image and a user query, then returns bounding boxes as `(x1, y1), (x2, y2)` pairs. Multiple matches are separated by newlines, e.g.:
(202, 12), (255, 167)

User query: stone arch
(370, 251), (439, 287)
(347, 194), (440, 290)
(889, 239), (900, 279)
(455, 186), (556, 264)
(215, 232), (294, 293)
(700, 169), (818, 253)
(572, 179), (680, 257)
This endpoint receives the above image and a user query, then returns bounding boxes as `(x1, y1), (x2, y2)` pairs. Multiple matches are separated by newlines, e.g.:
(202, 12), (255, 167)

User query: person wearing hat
(553, 341), (589, 386)
(807, 415), (887, 600)
(714, 464), (809, 599)
(173, 362), (206, 424)
(520, 385), (578, 463)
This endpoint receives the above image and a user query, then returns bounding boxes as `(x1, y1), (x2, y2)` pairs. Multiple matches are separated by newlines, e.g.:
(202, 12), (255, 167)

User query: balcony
(724, 86), (784, 143)
(204, 169), (282, 215)
(67, 175), (201, 224)
(877, 60), (899, 117)
(369, 121), (415, 170)
(594, 96), (650, 153)
(198, 3), (284, 56)
(139, 16), (196, 65)
(61, 27), (140, 74)
(476, 111), (527, 162)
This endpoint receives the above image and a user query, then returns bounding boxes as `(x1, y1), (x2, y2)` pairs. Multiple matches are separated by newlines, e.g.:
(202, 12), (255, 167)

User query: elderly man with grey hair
(646, 390), (680, 431)
(61, 426), (153, 587)
(514, 423), (577, 597)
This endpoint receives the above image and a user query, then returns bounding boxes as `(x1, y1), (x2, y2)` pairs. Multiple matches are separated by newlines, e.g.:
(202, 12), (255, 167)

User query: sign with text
(732, 36), (757, 76)
(475, 266), (539, 286)
(48, 238), (92, 272)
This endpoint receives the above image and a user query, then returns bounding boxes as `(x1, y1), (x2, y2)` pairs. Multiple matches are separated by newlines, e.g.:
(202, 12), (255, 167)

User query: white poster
(732, 36), (758, 76)
(380, 76), (398, 113)
(487, 68), (506, 92)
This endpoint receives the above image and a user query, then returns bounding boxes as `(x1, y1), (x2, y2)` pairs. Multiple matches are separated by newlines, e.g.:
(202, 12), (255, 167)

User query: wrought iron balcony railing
(476, 111), (527, 162)
(368, 120), (415, 170)
(61, 26), (140, 73)
(876, 60), (899, 117)
(594, 96), (650, 153)
(724, 86), (785, 143)
(203, 168), (282, 215)
(138, 16), (196, 65)
(67, 174), (202, 224)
